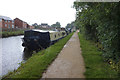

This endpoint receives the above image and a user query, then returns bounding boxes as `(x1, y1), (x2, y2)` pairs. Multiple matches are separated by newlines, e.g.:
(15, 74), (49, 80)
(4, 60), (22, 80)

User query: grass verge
(1, 30), (24, 38)
(3, 33), (73, 79)
(78, 33), (118, 78)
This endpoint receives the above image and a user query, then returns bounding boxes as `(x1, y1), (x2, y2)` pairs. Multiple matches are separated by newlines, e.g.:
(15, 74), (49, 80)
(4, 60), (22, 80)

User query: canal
(1, 35), (29, 77)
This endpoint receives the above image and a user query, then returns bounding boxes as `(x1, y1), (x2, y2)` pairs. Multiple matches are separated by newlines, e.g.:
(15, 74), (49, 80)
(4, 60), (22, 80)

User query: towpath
(42, 31), (85, 78)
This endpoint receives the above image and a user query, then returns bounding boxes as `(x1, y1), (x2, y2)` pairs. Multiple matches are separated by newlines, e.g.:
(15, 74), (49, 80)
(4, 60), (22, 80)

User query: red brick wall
(0, 20), (2, 28)
(23, 22), (27, 28)
(14, 18), (23, 28)
(27, 24), (30, 28)
(0, 19), (13, 28)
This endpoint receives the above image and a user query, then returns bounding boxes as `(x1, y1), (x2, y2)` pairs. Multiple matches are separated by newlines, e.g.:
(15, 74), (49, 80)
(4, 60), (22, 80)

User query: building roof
(14, 18), (27, 24)
(0, 15), (12, 20)
(14, 18), (23, 21)
(41, 23), (48, 26)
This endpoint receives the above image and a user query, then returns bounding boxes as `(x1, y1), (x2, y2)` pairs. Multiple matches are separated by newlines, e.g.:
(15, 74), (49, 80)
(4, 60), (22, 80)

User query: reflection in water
(22, 48), (34, 60)
(1, 36), (24, 76)
(1, 35), (37, 77)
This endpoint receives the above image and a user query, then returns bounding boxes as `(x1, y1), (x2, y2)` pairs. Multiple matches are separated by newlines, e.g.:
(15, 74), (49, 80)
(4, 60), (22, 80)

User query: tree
(65, 22), (75, 29)
(73, 2), (120, 63)
(51, 22), (61, 28)
(32, 23), (39, 28)
(32, 23), (38, 26)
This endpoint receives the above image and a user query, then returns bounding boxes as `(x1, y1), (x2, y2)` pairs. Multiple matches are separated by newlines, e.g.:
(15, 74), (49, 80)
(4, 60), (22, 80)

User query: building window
(12, 25), (14, 28)
(15, 26), (18, 28)
(12, 21), (14, 23)
(8, 24), (11, 28)
(5, 24), (7, 27)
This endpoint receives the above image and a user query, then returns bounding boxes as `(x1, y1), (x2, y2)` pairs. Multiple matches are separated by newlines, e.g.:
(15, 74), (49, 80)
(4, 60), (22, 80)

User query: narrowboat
(22, 29), (66, 50)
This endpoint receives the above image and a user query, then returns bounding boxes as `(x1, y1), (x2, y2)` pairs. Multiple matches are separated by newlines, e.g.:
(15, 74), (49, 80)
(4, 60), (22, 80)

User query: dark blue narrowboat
(22, 30), (51, 50)
(22, 29), (67, 50)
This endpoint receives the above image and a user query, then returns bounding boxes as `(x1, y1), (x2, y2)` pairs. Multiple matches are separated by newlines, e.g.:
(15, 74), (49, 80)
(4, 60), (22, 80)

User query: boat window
(58, 34), (60, 36)
(55, 35), (56, 38)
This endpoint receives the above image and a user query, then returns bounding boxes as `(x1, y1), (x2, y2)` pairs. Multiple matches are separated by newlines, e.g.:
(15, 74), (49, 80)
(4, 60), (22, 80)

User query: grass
(1, 30), (24, 38)
(3, 33), (73, 79)
(78, 32), (118, 78)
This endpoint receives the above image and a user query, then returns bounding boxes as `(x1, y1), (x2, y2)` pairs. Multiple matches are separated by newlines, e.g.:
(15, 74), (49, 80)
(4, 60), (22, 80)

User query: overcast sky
(0, 0), (76, 27)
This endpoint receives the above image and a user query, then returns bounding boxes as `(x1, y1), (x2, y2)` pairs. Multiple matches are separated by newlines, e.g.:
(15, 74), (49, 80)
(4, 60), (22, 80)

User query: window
(12, 21), (14, 23)
(5, 24), (7, 27)
(15, 26), (16, 28)
(8, 24), (11, 28)
(12, 25), (14, 28)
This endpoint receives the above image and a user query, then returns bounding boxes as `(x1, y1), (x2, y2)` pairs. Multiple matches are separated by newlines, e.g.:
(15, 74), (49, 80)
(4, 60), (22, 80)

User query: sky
(0, 0), (76, 27)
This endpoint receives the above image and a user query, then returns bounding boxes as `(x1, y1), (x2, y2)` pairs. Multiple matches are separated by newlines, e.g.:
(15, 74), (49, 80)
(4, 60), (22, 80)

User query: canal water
(1, 35), (28, 77)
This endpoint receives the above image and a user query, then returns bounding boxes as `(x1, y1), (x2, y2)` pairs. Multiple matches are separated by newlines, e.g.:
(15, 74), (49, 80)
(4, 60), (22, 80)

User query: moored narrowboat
(22, 29), (66, 50)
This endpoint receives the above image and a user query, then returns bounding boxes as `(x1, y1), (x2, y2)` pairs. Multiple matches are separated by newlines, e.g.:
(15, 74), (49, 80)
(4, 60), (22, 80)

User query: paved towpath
(42, 31), (85, 78)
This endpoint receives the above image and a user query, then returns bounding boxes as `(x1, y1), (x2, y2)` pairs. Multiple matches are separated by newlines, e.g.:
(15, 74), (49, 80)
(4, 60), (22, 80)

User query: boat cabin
(22, 30), (50, 50)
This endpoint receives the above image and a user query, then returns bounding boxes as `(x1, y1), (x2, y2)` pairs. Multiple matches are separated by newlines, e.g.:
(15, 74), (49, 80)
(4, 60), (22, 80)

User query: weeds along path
(42, 32), (85, 78)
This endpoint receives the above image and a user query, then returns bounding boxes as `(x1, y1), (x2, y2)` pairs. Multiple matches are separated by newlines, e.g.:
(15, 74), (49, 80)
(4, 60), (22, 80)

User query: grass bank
(1, 30), (24, 38)
(78, 33), (118, 78)
(3, 33), (73, 79)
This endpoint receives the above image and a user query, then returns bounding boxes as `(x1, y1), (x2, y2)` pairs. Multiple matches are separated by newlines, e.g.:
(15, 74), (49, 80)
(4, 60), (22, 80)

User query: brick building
(0, 16), (34, 29)
(40, 23), (50, 28)
(14, 18), (24, 28)
(23, 22), (27, 28)
(29, 26), (35, 29)
(0, 15), (14, 28)
(14, 18), (30, 29)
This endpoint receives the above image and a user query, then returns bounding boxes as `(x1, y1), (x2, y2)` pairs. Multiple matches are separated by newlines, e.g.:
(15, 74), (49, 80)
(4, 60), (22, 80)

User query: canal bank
(1, 30), (24, 38)
(2, 33), (73, 78)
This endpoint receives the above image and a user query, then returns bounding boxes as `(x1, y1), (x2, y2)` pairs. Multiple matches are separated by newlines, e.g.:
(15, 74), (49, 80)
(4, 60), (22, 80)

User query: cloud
(0, 0), (76, 27)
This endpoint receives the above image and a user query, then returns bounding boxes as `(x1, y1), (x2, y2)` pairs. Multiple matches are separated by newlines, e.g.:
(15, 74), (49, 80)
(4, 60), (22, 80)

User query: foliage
(65, 21), (75, 29)
(32, 23), (39, 28)
(1, 30), (24, 38)
(74, 2), (120, 63)
(51, 22), (61, 28)
(78, 33), (118, 78)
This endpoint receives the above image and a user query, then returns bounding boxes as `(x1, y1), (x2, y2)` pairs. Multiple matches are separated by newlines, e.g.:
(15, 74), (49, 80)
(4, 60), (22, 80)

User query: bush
(74, 2), (120, 62)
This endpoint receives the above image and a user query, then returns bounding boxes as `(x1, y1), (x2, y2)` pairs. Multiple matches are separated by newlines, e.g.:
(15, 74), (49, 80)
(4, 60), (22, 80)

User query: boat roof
(30, 29), (57, 33)
(32, 29), (49, 32)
